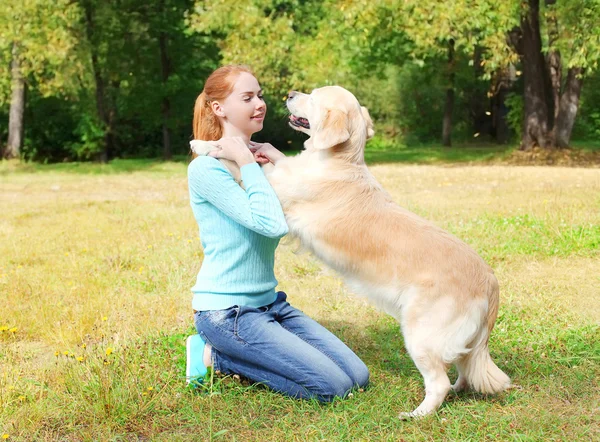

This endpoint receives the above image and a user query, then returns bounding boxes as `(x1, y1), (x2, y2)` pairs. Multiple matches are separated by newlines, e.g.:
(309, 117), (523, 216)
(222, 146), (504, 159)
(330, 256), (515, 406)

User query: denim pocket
(200, 306), (248, 345)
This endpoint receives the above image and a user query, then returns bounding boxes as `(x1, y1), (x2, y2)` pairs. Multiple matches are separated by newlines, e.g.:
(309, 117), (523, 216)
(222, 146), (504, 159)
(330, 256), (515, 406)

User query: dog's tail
(459, 274), (511, 394)
(460, 343), (511, 394)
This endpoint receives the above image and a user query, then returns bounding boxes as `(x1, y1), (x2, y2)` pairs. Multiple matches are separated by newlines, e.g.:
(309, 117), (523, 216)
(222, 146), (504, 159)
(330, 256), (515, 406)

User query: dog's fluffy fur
(266, 86), (511, 418)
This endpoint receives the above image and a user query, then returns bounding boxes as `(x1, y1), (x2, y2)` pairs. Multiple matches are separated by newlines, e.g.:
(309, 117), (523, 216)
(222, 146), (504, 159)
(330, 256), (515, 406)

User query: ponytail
(193, 91), (222, 143)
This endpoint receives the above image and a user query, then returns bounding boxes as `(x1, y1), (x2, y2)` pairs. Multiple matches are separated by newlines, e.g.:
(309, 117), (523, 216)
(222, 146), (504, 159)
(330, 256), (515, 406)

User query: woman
(186, 65), (369, 402)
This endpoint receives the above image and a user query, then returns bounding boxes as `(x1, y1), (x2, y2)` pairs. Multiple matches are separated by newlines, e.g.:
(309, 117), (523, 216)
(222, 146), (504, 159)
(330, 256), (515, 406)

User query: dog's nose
(287, 91), (297, 100)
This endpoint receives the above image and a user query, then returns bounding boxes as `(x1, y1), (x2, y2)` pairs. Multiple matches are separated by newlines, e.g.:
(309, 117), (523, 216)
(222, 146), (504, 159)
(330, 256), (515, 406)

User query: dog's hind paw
(398, 411), (427, 420)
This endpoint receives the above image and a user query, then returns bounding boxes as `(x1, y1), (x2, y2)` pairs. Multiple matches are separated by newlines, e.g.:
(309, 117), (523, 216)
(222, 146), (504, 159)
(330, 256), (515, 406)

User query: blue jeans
(194, 291), (369, 402)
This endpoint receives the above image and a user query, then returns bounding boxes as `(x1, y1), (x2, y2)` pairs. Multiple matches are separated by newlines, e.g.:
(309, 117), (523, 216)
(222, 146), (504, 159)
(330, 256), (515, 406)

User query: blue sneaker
(186, 334), (207, 385)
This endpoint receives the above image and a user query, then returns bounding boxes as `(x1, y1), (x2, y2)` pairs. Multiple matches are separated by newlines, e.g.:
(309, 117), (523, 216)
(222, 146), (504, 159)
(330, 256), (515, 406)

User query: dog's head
(286, 86), (374, 161)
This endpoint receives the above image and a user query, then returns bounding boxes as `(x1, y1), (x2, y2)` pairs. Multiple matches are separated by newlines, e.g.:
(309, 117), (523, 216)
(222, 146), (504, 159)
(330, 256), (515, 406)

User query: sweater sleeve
(188, 156), (288, 238)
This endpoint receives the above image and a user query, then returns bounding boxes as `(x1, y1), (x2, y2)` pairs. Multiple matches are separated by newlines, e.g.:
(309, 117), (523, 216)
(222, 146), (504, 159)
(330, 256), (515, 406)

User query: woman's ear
(211, 101), (225, 118)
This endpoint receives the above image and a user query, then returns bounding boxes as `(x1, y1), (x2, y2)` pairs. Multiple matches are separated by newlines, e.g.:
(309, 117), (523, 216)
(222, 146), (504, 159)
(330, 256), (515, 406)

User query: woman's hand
(208, 137), (255, 167)
(249, 141), (286, 165)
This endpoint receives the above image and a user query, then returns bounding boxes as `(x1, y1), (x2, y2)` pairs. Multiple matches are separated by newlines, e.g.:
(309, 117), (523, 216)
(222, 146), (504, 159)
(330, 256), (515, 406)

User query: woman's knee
(312, 373), (355, 402)
(350, 359), (370, 389)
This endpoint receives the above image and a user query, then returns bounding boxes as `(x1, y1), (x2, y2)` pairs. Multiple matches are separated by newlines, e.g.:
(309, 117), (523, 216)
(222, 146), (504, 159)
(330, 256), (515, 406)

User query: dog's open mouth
(289, 114), (310, 129)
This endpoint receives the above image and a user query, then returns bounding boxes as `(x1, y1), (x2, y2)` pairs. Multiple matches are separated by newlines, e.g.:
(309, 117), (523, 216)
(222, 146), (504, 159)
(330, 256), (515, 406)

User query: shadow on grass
(319, 318), (415, 374)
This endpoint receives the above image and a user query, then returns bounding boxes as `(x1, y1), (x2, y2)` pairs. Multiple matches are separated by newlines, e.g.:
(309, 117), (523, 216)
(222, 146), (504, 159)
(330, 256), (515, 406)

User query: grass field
(1, 149), (599, 441)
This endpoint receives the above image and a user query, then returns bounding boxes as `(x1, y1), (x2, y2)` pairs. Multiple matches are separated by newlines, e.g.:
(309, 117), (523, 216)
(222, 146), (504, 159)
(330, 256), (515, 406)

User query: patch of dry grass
(1, 160), (599, 440)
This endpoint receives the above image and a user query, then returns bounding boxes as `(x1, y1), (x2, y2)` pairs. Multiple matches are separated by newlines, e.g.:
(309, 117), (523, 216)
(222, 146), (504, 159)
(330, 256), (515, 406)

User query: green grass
(364, 142), (514, 165)
(1, 158), (599, 440)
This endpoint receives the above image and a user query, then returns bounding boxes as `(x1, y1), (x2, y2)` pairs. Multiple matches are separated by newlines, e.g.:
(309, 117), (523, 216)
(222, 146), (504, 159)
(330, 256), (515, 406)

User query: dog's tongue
(290, 115), (310, 127)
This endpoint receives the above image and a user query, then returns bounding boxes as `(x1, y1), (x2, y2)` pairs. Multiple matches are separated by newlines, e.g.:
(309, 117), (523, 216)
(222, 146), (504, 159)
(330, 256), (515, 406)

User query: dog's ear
(313, 109), (350, 150)
(361, 106), (375, 140)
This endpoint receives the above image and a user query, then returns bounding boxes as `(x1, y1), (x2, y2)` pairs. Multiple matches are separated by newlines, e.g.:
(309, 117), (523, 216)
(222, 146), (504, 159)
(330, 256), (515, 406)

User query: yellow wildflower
(106, 347), (114, 356)
(76, 356), (84, 362)
(9, 327), (17, 333)
(102, 316), (108, 321)
(147, 386), (153, 391)
(2, 434), (9, 439)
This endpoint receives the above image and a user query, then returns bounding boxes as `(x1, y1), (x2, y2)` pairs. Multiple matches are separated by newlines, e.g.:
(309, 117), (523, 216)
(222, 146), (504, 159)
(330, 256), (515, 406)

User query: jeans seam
(232, 306), (248, 345)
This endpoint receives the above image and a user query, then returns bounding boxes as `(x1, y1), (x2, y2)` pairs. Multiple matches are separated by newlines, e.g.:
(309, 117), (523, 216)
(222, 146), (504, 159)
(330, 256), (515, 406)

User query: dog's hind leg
(399, 335), (451, 419)
(451, 356), (469, 392)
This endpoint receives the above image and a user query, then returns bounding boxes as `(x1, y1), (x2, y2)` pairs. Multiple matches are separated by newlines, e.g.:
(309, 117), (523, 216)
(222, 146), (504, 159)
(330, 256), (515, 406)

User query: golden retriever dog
(266, 86), (511, 418)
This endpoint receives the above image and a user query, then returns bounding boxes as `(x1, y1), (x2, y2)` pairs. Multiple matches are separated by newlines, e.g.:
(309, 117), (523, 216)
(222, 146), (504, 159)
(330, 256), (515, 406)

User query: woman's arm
(188, 156), (288, 238)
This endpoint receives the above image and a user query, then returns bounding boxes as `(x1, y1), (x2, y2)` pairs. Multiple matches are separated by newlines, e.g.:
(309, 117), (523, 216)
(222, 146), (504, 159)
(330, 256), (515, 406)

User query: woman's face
(218, 72), (267, 135)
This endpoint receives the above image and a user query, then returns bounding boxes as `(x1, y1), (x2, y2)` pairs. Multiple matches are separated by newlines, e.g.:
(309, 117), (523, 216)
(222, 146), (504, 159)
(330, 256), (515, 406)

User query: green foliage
(1, 0), (600, 161)
(573, 69), (600, 139)
(549, 0), (600, 72)
(505, 92), (523, 141)
(0, 0), (87, 105)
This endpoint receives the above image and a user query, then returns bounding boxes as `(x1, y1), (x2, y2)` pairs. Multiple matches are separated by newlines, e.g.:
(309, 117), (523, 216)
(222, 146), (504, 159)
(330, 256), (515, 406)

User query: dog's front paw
(190, 140), (213, 156)
(398, 411), (418, 420)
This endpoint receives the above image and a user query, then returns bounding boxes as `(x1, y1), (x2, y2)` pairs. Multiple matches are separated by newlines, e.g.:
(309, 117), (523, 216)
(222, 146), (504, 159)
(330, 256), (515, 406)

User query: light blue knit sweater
(188, 154), (288, 311)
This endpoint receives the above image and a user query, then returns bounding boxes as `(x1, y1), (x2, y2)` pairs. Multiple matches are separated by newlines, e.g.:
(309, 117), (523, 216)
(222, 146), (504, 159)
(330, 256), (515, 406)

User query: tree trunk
(5, 42), (25, 160)
(83, 1), (112, 163)
(470, 45), (488, 137)
(547, 50), (561, 124)
(520, 0), (552, 150)
(442, 39), (455, 147)
(159, 30), (172, 160)
(545, 0), (560, 125)
(554, 67), (584, 148)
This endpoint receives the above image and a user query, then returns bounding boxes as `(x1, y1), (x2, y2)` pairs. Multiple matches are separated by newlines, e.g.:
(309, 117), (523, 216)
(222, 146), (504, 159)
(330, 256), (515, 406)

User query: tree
(355, 0), (519, 145)
(5, 43), (24, 159)
(517, 0), (600, 150)
(520, 0), (552, 149)
(550, 0), (600, 147)
(0, 0), (84, 159)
